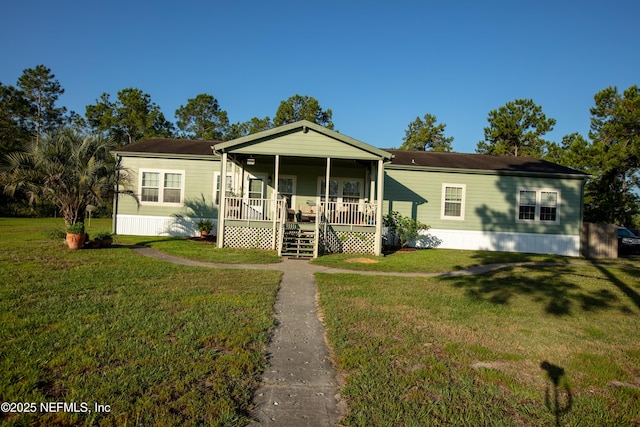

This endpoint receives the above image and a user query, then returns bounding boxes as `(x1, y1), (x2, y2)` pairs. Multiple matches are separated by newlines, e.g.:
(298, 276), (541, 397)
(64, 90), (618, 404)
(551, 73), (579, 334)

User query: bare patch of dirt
(345, 257), (380, 264)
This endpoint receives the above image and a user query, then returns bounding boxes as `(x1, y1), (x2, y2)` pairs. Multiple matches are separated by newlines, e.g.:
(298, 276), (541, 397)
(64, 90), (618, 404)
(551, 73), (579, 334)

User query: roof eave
(386, 163), (589, 179)
(111, 150), (219, 161)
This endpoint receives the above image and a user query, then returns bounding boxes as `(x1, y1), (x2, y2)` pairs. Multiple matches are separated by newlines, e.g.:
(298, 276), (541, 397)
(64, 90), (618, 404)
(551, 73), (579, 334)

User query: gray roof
(113, 138), (586, 177)
(386, 150), (586, 176)
(114, 138), (221, 156)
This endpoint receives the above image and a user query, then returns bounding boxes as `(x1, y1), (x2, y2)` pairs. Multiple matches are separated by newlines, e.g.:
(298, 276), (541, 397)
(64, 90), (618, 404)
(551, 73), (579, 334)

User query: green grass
(5, 217), (640, 425)
(311, 248), (572, 273)
(121, 236), (281, 264)
(31, 217), (281, 264)
(317, 263), (640, 426)
(0, 218), (281, 426)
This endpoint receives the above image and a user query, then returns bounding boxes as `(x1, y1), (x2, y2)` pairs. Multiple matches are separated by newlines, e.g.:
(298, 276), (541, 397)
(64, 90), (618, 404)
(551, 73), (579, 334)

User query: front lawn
(311, 248), (572, 273)
(317, 263), (640, 425)
(0, 218), (281, 426)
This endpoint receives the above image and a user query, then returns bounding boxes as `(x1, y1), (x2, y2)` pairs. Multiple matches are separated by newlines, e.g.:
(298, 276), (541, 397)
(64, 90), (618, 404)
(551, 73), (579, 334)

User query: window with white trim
(213, 172), (234, 205)
(441, 184), (465, 220)
(517, 188), (560, 223)
(319, 177), (363, 203)
(139, 170), (184, 205)
(278, 176), (296, 209)
(319, 178), (339, 202)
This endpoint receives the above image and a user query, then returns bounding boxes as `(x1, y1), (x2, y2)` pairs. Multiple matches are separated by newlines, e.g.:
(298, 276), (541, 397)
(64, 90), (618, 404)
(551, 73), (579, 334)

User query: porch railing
(224, 197), (286, 222)
(223, 197), (378, 226)
(318, 201), (377, 226)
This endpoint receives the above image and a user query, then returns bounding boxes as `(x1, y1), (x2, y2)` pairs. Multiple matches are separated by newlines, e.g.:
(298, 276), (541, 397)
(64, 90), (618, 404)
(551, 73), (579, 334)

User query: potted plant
(93, 231), (114, 248)
(196, 219), (214, 237)
(66, 222), (86, 250)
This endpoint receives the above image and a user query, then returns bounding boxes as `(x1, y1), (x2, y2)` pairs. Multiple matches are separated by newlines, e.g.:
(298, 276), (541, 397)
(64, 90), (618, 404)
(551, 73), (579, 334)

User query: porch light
(246, 157), (255, 166)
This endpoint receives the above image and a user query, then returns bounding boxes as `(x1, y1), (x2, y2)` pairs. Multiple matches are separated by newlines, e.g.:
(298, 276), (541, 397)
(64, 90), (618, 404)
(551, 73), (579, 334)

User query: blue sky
(2, 0), (638, 153)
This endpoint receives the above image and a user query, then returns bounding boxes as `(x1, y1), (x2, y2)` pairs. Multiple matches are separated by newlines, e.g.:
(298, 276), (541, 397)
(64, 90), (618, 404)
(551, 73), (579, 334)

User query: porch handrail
(224, 197), (286, 222)
(318, 200), (377, 226)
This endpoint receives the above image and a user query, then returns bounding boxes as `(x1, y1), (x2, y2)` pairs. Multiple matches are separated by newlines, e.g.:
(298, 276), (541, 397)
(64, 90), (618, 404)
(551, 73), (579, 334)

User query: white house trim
(116, 214), (217, 237)
(414, 228), (580, 257)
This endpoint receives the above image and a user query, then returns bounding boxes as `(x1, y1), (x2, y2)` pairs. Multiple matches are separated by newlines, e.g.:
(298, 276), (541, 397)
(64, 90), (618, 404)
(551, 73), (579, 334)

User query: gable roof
(213, 120), (393, 161)
(387, 150), (587, 177)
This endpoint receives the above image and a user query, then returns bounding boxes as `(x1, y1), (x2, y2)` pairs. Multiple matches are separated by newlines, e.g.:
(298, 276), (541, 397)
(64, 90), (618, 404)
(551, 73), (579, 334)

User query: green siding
(384, 169), (583, 236)
(232, 130), (381, 160)
(118, 157), (220, 217)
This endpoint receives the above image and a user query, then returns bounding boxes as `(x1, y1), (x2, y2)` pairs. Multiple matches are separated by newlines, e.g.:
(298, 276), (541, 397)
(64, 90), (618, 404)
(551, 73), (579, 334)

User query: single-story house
(112, 120), (588, 257)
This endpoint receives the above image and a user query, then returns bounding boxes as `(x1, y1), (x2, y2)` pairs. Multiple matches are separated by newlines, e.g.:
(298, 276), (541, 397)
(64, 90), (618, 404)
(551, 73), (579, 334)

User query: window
(278, 177), (296, 209)
(441, 184), (466, 220)
(518, 190), (537, 221)
(319, 178), (363, 203)
(214, 172), (234, 205)
(342, 180), (362, 203)
(319, 179), (339, 202)
(140, 170), (184, 205)
(517, 189), (560, 223)
(163, 173), (181, 203)
(141, 172), (160, 202)
(540, 191), (558, 221)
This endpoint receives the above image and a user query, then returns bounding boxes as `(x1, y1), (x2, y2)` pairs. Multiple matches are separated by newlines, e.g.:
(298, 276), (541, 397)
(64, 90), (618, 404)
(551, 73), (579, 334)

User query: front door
(245, 173), (266, 219)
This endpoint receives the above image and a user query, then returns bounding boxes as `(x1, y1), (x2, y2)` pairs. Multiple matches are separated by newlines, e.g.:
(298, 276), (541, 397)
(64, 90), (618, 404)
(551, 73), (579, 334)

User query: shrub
(383, 211), (429, 248)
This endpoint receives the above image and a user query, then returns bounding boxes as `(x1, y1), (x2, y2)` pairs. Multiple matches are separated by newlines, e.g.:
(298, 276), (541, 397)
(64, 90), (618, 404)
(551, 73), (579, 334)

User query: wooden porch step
(282, 225), (315, 258)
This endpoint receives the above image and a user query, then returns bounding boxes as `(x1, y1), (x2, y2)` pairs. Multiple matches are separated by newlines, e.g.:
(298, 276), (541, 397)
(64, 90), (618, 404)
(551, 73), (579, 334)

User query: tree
(16, 65), (67, 142)
(85, 88), (174, 146)
(0, 83), (31, 160)
(175, 93), (229, 140)
(477, 99), (556, 157)
(545, 132), (593, 170)
(273, 95), (333, 129)
(1, 129), (135, 226)
(225, 116), (272, 140)
(400, 114), (453, 151)
(584, 85), (640, 225)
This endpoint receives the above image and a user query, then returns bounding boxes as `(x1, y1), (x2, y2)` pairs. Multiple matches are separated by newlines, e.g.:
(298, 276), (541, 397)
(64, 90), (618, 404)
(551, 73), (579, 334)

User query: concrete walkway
(127, 245), (558, 426)
(129, 246), (343, 425)
(250, 258), (341, 426)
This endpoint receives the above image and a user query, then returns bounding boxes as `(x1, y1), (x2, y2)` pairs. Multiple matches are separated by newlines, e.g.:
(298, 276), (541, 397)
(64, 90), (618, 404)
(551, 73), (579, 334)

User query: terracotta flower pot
(66, 233), (86, 250)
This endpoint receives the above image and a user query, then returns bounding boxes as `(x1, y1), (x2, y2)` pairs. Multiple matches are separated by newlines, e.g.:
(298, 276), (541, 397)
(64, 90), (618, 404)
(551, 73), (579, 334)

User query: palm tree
(1, 128), (135, 228)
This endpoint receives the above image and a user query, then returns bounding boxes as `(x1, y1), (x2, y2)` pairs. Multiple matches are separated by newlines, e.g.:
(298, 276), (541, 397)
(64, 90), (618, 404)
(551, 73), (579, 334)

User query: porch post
(324, 157), (331, 203)
(272, 154), (280, 251)
(374, 159), (384, 256)
(217, 151), (228, 248)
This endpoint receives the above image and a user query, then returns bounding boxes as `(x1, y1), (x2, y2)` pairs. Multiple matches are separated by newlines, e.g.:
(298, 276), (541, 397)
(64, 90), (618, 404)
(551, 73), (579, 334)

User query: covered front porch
(221, 196), (380, 257)
(213, 121), (392, 258)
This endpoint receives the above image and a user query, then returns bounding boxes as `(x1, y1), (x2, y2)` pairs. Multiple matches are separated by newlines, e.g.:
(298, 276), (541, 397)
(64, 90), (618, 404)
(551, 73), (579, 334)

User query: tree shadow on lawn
(442, 263), (631, 316)
(589, 260), (640, 311)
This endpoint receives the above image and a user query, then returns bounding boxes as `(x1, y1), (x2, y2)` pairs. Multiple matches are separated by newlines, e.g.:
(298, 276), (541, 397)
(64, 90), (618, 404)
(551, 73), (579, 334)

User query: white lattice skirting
(321, 230), (376, 255)
(224, 226), (276, 250)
